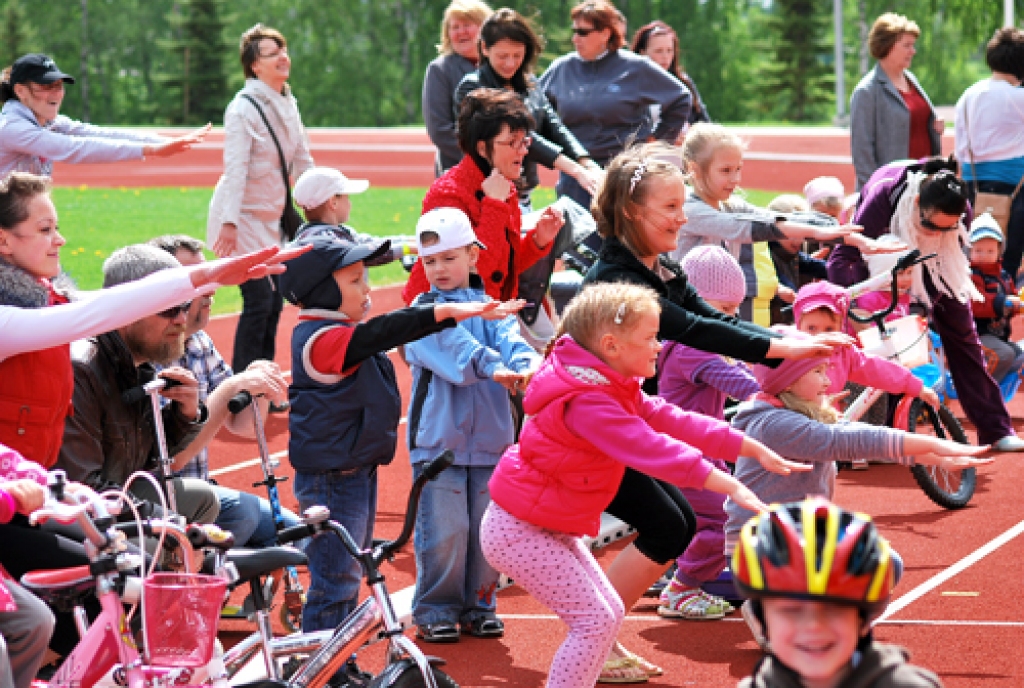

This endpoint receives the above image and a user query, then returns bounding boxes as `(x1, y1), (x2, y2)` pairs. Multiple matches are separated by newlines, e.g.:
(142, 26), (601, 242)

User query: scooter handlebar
(227, 390), (253, 414)
(122, 377), (182, 405)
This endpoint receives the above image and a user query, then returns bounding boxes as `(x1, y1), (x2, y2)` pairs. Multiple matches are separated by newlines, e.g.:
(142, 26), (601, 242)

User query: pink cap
(804, 176), (845, 206)
(680, 245), (747, 304)
(792, 281), (849, 324)
(751, 327), (829, 396)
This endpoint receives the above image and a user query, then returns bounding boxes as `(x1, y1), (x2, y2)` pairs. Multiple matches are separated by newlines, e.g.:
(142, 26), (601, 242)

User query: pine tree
(156, 0), (232, 125)
(1, 0), (37, 68)
(758, 0), (834, 122)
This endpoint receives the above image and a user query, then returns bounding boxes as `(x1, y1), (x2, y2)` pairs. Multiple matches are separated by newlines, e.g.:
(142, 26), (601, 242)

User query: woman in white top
(207, 23), (315, 372)
(0, 53), (209, 179)
(955, 27), (1024, 278)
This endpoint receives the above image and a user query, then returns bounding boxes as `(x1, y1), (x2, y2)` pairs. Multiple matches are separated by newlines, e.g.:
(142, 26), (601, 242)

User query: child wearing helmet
(734, 498), (945, 688)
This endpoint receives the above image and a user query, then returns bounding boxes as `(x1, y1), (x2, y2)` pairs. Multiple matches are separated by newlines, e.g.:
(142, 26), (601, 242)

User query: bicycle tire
(906, 400), (976, 509)
(367, 664), (460, 688)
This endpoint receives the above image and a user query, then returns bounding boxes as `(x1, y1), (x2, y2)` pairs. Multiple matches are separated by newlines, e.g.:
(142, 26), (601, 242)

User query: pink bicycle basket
(143, 573), (226, 667)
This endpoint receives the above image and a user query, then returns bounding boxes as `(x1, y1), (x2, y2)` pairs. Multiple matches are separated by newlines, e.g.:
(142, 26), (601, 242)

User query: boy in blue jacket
(405, 208), (540, 643)
(280, 226), (522, 633)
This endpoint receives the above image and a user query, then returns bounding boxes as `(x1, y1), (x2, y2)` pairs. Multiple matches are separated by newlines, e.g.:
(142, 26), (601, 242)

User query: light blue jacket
(0, 100), (164, 178)
(405, 281), (539, 467)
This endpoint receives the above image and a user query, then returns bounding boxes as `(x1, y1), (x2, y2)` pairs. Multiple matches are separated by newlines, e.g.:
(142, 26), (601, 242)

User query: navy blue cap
(280, 226), (390, 309)
(10, 54), (75, 86)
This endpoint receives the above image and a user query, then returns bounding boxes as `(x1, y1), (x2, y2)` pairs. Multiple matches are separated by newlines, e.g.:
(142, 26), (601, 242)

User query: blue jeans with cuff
(213, 485), (302, 549)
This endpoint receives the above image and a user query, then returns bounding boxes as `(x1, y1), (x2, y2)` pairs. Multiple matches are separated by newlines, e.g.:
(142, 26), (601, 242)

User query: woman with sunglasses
(0, 53), (209, 179)
(454, 8), (602, 212)
(536, 0), (691, 209)
(829, 158), (1024, 452)
(403, 88), (563, 304)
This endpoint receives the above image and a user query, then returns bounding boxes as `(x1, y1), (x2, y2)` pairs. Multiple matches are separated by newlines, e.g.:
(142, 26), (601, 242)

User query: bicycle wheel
(906, 400), (976, 509)
(367, 663), (460, 688)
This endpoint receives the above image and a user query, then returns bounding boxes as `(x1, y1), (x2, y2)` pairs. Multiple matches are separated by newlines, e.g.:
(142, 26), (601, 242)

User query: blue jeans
(412, 464), (499, 627)
(213, 485), (301, 549)
(293, 467), (377, 632)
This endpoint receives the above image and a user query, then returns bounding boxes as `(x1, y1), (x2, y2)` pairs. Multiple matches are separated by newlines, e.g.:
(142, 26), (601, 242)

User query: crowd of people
(0, 1), (1022, 687)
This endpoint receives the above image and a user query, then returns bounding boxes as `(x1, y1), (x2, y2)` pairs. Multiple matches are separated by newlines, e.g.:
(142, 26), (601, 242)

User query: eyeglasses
(156, 301), (192, 319)
(258, 47), (288, 60)
(918, 211), (959, 232)
(494, 136), (532, 151)
(572, 26), (598, 36)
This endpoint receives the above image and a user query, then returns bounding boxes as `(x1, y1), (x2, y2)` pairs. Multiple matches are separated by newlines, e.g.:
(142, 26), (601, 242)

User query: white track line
(499, 614), (1024, 627)
(878, 517), (1024, 622)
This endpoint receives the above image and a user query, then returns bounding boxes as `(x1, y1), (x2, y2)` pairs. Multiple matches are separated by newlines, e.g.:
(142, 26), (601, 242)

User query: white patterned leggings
(480, 502), (624, 688)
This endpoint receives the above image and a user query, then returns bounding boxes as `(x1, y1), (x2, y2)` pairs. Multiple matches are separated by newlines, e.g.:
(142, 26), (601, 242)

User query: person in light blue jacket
(405, 207), (539, 644)
(0, 53), (208, 178)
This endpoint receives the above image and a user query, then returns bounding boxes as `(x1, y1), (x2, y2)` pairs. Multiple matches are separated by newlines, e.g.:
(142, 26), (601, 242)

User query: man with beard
(57, 244), (218, 524)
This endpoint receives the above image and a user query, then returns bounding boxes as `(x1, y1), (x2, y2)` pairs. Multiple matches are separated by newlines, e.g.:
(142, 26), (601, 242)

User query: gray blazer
(849, 65), (941, 189)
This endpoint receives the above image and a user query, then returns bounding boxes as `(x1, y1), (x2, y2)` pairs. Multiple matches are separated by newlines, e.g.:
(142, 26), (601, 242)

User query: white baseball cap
(415, 208), (486, 257)
(293, 167), (370, 209)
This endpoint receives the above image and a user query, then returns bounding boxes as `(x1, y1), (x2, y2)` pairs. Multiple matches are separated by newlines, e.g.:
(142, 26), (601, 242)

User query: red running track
(204, 284), (1024, 688)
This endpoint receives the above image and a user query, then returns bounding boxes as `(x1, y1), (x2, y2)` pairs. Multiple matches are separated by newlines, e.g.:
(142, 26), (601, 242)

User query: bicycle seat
(226, 547), (307, 584)
(20, 566), (94, 609)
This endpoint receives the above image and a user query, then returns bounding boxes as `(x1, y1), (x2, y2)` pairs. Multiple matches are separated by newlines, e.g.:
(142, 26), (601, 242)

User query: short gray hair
(102, 244), (181, 288)
(147, 234), (205, 257)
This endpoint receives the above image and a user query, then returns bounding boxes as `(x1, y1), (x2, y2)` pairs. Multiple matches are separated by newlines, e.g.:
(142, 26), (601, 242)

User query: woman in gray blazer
(850, 12), (943, 189)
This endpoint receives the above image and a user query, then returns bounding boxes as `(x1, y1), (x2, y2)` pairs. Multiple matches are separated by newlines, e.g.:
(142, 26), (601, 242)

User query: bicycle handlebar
(847, 249), (934, 325)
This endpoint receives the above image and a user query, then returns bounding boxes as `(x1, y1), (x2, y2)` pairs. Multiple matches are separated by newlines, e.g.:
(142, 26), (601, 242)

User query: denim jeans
(232, 274), (283, 372)
(213, 485), (301, 548)
(293, 467), (377, 632)
(412, 464), (499, 627)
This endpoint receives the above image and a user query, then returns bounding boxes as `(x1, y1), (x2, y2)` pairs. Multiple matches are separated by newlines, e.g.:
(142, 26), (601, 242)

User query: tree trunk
(79, 0), (89, 122)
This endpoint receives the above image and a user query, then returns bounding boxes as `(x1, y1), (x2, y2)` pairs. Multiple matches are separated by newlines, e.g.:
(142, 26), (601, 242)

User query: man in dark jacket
(57, 244), (217, 524)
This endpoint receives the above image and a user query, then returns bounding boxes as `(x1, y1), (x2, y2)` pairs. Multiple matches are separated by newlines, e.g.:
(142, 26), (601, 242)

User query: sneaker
(701, 590), (735, 614)
(643, 564), (676, 598)
(328, 660), (372, 688)
(461, 616), (504, 638)
(657, 583), (727, 620)
(416, 622), (460, 643)
(741, 600), (770, 652)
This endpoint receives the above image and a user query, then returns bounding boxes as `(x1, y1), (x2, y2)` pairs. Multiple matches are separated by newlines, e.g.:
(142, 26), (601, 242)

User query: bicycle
(845, 248), (977, 509)
(218, 450), (460, 688)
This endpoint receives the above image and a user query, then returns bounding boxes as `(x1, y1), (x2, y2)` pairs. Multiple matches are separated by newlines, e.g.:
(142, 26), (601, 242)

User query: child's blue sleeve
(491, 314), (541, 374)
(405, 323), (505, 385)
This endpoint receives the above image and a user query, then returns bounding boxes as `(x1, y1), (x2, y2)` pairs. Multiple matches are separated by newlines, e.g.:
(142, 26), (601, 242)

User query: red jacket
(970, 261), (1016, 340)
(402, 156), (549, 304)
(489, 336), (742, 537)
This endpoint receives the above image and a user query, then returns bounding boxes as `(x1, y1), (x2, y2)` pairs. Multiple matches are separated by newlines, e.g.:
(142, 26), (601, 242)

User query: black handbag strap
(241, 94), (294, 204)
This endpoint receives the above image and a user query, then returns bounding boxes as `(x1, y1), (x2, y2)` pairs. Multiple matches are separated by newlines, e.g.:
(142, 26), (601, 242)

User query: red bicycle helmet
(732, 498), (895, 615)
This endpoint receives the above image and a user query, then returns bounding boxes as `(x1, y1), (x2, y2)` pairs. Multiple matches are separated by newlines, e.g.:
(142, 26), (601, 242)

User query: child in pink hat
(656, 246), (761, 620)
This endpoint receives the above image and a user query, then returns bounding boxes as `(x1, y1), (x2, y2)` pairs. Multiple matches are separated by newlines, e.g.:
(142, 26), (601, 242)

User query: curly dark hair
(456, 88), (534, 170)
(986, 27), (1024, 81)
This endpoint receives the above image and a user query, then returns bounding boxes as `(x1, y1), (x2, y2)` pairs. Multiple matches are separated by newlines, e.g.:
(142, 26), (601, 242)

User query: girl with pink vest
(481, 282), (809, 688)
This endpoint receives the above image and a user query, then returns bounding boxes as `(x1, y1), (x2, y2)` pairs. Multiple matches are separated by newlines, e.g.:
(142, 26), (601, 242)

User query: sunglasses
(572, 26), (598, 36)
(918, 212), (959, 232)
(156, 301), (193, 319)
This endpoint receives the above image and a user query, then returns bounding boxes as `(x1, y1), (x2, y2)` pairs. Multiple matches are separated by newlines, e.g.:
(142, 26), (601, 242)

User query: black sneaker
(462, 616), (504, 638)
(328, 659), (372, 688)
(416, 622), (460, 643)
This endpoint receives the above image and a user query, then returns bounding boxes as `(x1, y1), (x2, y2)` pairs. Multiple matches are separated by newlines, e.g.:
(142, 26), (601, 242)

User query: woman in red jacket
(403, 88), (563, 304)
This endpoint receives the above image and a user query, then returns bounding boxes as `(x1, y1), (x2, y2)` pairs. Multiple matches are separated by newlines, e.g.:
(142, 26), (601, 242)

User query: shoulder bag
(241, 94), (304, 242)
(964, 95), (1024, 232)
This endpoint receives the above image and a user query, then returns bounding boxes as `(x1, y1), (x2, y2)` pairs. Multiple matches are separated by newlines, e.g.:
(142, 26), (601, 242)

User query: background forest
(1, 0), (1019, 127)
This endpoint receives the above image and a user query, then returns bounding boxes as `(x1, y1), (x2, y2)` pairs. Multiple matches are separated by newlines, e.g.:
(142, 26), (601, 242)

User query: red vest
(0, 291), (74, 467)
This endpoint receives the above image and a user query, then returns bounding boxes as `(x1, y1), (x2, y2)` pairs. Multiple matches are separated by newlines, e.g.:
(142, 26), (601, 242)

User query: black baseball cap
(10, 54), (75, 87)
(280, 227), (391, 309)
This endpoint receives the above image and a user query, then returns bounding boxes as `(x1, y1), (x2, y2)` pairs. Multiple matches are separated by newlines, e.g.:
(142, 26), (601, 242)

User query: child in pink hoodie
(481, 282), (808, 688)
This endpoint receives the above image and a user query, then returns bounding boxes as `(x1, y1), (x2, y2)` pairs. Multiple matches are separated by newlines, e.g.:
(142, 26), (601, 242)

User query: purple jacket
(657, 342), (759, 420)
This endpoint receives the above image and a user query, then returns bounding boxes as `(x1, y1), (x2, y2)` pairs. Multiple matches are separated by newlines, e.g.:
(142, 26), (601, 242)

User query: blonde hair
(594, 141), (686, 257)
(681, 123), (747, 198)
(869, 13), (920, 61)
(438, 0), (493, 55)
(767, 194), (809, 214)
(778, 390), (840, 425)
(552, 282), (661, 357)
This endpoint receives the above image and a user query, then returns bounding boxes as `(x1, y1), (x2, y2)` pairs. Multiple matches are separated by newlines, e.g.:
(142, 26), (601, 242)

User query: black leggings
(0, 518), (99, 656)
(604, 468), (696, 565)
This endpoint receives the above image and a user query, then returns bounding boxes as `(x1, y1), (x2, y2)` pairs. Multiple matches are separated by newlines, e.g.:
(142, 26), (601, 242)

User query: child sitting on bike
(968, 213), (1024, 383)
(724, 334), (992, 648)
(279, 228), (523, 633)
(482, 282), (806, 688)
(404, 208), (540, 643)
(734, 498), (945, 688)
(655, 246), (760, 621)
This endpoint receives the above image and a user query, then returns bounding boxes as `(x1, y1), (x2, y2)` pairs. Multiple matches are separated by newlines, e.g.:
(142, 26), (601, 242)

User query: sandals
(597, 656), (649, 684)
(462, 616), (505, 638)
(416, 622), (460, 643)
(657, 584), (730, 620)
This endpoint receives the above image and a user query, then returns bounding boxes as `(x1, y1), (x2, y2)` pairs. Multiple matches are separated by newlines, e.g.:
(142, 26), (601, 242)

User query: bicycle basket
(858, 315), (929, 368)
(143, 573), (226, 667)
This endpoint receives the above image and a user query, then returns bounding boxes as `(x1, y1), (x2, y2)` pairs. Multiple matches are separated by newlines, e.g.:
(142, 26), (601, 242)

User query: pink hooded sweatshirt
(0, 443), (48, 612)
(488, 336), (744, 537)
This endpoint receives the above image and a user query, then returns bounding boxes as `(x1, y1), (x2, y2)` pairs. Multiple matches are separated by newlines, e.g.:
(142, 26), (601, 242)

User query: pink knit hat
(680, 245), (747, 304)
(792, 281), (850, 325)
(751, 327), (830, 396)
(803, 176), (845, 206)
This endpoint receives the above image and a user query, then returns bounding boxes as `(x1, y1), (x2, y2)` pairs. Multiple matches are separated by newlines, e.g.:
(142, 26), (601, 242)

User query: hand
(729, 482), (769, 514)
(776, 285), (796, 304)
(5, 479), (46, 515)
(917, 386), (941, 409)
(190, 244), (313, 288)
(533, 206), (564, 250)
(145, 123), (212, 157)
(916, 452), (994, 469)
(436, 299), (526, 323)
(767, 332), (854, 359)
(158, 367), (200, 421)
(481, 169), (513, 200)
(743, 437), (812, 476)
(811, 246), (832, 260)
(848, 233), (909, 255)
(933, 117), (946, 135)
(808, 222), (862, 243)
(233, 362), (289, 406)
(213, 223), (238, 258)
(492, 369), (526, 394)
(574, 165), (604, 196)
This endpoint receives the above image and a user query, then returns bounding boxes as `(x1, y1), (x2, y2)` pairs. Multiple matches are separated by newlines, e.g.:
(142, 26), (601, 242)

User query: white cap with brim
(293, 167), (370, 209)
(968, 212), (1004, 246)
(416, 207), (487, 257)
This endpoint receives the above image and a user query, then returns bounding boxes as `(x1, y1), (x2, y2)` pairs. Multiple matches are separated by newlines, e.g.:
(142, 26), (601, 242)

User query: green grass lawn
(54, 185), (780, 315)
